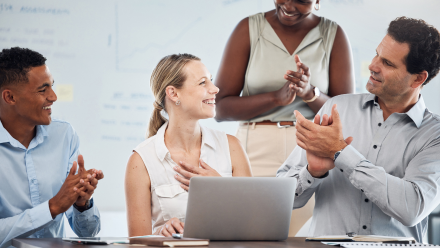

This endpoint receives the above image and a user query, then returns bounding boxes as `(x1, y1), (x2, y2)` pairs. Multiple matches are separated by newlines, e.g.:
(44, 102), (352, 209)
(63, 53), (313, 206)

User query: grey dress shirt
(277, 93), (440, 242)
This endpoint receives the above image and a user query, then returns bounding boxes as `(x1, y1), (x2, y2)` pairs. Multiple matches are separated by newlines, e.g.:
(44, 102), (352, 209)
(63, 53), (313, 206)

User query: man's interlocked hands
(294, 104), (353, 178)
(48, 155), (104, 218)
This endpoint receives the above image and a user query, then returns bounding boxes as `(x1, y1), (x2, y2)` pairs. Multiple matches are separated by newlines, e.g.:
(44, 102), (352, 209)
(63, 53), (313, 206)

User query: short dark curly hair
(387, 17), (440, 85)
(0, 47), (47, 89)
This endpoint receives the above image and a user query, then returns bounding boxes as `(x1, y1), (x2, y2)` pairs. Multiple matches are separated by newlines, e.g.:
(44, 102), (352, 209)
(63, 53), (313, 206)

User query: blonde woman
(125, 54), (252, 237)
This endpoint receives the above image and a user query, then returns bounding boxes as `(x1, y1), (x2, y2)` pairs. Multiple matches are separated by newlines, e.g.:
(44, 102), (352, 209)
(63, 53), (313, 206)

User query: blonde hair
(148, 53), (201, 138)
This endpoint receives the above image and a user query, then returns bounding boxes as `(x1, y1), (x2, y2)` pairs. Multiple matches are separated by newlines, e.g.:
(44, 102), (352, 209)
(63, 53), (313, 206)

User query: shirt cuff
(334, 145), (366, 177)
(29, 200), (53, 229)
(72, 198), (95, 218)
(298, 165), (325, 191)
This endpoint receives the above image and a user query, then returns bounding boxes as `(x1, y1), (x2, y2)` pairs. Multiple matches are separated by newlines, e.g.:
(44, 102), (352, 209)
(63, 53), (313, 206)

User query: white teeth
(282, 8), (294, 17)
(203, 100), (215, 104)
(43, 106), (51, 110)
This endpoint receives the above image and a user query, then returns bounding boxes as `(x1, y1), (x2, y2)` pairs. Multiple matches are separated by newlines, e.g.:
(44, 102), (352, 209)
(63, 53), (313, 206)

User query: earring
(176, 100), (181, 106)
(314, 2), (320, 10)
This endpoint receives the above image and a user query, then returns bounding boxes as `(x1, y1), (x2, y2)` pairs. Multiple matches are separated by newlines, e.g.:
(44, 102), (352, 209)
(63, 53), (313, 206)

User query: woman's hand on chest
(173, 159), (221, 191)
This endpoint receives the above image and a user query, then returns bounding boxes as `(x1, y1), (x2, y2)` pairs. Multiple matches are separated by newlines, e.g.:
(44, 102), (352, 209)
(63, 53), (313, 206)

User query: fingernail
(74, 187), (77, 191)
(180, 229), (183, 233)
(87, 174), (91, 179)
(175, 174), (178, 178)
(80, 179), (84, 183)
(173, 166), (178, 171)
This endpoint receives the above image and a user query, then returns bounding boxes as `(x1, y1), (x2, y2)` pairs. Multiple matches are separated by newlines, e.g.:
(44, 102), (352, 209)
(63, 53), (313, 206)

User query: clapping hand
(294, 105), (353, 177)
(74, 155), (104, 208)
(284, 55), (314, 100)
(173, 159), (221, 191)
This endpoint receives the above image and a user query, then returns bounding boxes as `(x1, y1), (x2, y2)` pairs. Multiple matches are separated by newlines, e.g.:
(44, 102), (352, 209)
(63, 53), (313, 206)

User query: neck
(377, 90), (420, 121)
(0, 109), (36, 148)
(165, 115), (201, 153)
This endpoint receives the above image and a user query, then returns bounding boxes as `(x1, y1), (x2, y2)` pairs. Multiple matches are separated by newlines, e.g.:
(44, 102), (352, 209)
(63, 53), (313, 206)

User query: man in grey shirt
(277, 17), (440, 242)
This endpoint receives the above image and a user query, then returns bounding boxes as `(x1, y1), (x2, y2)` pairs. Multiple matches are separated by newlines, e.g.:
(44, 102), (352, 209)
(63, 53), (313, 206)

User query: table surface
(12, 237), (330, 248)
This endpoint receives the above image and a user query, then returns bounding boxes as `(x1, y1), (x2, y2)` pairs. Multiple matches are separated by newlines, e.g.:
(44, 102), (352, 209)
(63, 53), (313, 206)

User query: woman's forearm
(215, 92), (279, 122)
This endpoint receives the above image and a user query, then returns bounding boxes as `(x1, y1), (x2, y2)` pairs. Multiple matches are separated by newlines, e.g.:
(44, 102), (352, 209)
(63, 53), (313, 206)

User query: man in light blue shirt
(0, 47), (103, 248)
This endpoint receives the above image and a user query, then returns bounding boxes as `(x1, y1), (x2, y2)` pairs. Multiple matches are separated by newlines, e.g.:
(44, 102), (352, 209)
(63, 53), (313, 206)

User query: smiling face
(274, 0), (317, 26)
(12, 65), (57, 126)
(367, 35), (416, 101)
(174, 60), (219, 120)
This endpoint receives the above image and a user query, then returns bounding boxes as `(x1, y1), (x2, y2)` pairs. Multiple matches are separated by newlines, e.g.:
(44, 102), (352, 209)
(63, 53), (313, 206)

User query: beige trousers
(236, 124), (314, 237)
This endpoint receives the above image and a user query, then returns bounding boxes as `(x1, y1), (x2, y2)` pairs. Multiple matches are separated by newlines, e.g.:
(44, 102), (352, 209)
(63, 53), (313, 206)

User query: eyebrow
(197, 75), (213, 81)
(376, 50), (397, 68)
(37, 80), (54, 89)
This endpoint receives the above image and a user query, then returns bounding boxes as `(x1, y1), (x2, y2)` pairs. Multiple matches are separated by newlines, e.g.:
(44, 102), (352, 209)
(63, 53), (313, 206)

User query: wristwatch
(303, 86), (320, 103)
(73, 199), (91, 212)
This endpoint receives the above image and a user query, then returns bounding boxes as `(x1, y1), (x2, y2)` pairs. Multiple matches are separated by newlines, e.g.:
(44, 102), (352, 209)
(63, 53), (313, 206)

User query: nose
(368, 56), (380, 75)
(48, 86), (57, 102)
(208, 80), (219, 95)
(278, 0), (295, 11)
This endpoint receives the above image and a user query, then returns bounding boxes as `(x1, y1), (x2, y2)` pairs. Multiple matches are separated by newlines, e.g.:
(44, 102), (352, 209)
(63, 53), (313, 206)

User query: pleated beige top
(243, 13), (338, 122)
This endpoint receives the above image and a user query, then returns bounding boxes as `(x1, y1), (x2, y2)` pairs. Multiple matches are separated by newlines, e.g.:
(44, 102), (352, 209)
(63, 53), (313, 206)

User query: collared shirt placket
(359, 106), (402, 235)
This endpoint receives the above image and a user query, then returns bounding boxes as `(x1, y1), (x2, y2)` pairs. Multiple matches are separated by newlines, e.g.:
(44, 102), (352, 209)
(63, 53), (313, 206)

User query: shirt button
(363, 225), (367, 229)
(307, 180), (311, 184)
(365, 199), (369, 203)
(295, 193), (298, 196)
(378, 123), (382, 127)
(340, 169), (343, 172)
(361, 189), (364, 192)
(373, 145), (377, 149)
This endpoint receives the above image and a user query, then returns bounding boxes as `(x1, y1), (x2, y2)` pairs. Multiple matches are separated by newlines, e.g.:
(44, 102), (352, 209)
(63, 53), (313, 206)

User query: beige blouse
(243, 13), (338, 122)
(133, 122), (233, 233)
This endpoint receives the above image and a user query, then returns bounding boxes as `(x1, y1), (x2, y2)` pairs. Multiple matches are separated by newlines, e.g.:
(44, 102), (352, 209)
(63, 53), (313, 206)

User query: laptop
(183, 177), (296, 241)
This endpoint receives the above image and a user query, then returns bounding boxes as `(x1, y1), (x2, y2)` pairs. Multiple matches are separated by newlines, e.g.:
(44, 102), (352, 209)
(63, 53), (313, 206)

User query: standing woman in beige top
(215, 0), (354, 235)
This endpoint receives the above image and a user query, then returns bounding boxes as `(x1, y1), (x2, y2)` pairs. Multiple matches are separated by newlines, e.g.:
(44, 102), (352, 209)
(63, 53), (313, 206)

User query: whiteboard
(1, 0), (439, 212)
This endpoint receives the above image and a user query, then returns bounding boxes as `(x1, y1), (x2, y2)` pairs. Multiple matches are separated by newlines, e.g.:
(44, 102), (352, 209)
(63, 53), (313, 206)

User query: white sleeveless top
(244, 13), (338, 122)
(134, 122), (233, 233)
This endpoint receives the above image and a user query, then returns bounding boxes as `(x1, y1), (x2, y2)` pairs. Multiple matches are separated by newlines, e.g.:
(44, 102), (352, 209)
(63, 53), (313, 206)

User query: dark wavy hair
(387, 17), (440, 85)
(0, 47), (47, 89)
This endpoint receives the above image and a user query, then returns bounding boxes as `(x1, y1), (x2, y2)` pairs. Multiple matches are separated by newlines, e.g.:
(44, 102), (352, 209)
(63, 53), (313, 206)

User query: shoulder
(422, 110), (440, 133)
(331, 93), (370, 105)
(134, 135), (156, 151)
(125, 151), (150, 187)
(320, 93), (370, 114)
(226, 134), (242, 148)
(44, 119), (77, 138)
(127, 151), (147, 170)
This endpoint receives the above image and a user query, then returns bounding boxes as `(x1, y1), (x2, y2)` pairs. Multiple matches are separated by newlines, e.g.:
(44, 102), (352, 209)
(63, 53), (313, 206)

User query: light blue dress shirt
(277, 93), (440, 242)
(0, 119), (100, 248)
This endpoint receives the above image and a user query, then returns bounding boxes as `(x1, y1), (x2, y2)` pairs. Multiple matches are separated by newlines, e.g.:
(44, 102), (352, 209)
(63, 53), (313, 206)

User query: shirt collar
(0, 120), (10, 144)
(154, 122), (217, 162)
(362, 93), (426, 128)
(405, 95), (426, 128)
(0, 120), (48, 148)
(362, 93), (377, 108)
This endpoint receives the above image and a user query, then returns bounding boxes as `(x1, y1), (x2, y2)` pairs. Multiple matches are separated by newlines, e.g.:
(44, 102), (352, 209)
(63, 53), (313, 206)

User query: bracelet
(303, 86), (321, 103)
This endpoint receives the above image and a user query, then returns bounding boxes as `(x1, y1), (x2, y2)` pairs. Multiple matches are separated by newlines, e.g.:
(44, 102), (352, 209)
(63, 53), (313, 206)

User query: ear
(165, 85), (179, 104)
(411, 70), (428, 88)
(1, 89), (17, 105)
